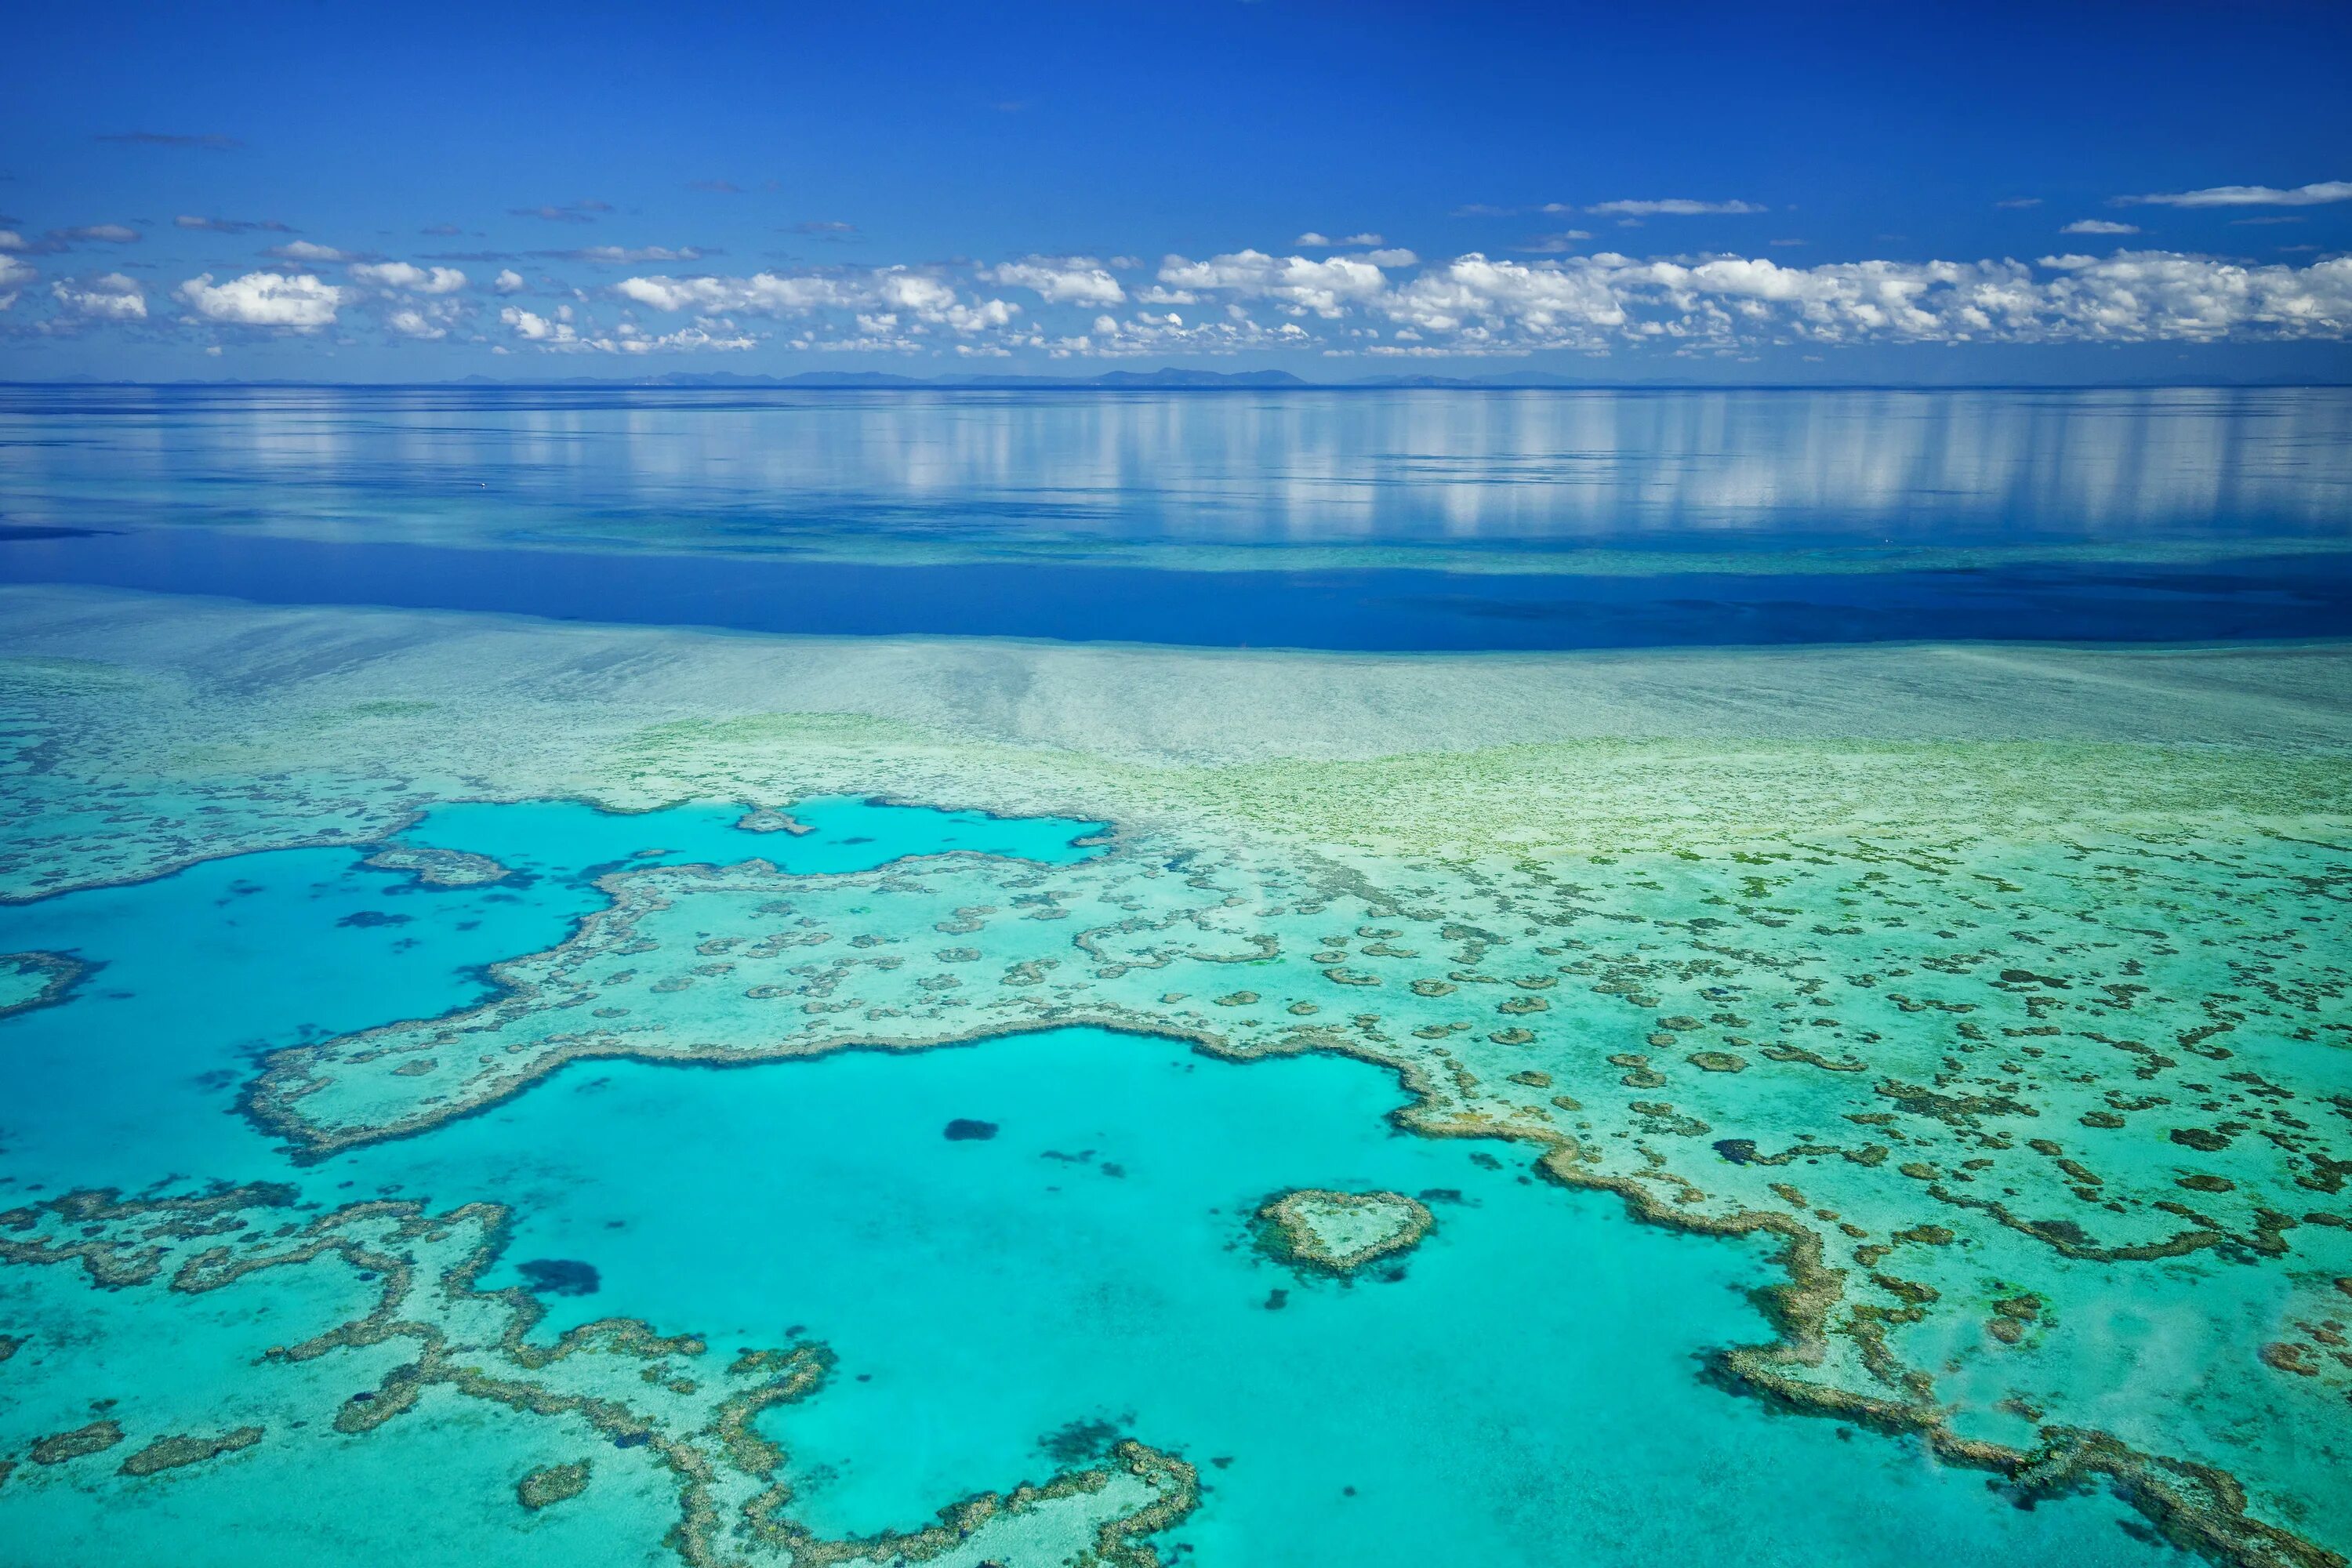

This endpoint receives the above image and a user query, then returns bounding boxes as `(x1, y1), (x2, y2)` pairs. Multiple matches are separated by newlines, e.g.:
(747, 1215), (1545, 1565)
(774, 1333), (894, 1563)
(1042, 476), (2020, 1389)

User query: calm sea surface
(2, 384), (2348, 647)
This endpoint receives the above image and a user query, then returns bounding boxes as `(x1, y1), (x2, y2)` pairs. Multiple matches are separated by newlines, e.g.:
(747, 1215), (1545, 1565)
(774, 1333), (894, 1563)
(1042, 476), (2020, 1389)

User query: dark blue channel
(5, 526), (2351, 651)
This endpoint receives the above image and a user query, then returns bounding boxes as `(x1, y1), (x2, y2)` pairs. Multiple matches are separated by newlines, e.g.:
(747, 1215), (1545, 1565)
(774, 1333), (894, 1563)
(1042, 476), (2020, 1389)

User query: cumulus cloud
(1156, 250), (1393, 318)
(2062, 219), (2140, 235)
(0, 231), (27, 253)
(50, 273), (147, 320)
(349, 260), (466, 293)
(1584, 198), (1766, 216)
(175, 270), (346, 330)
(267, 240), (357, 263)
(982, 256), (1125, 305)
(0, 255), (35, 306)
(2118, 180), (2352, 208)
(1149, 245), (2352, 350)
(1054, 307), (1308, 358)
(493, 268), (525, 294)
(176, 215), (292, 234)
(385, 302), (466, 339)
(500, 302), (754, 354)
(615, 267), (1019, 334)
(501, 304), (574, 343)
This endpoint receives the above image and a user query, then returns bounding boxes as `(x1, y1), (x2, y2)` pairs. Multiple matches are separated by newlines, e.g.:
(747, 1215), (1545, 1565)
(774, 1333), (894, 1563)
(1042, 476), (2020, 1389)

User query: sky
(4, 0), (2350, 383)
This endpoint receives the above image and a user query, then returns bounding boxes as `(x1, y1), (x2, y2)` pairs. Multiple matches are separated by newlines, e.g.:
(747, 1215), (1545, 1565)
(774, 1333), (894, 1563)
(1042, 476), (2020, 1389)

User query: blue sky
(5, 0), (2350, 382)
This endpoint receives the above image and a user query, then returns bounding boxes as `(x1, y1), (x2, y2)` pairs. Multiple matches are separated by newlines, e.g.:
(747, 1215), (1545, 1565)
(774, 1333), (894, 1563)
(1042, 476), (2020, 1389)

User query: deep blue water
(2, 383), (2349, 649)
(9, 525), (2351, 648)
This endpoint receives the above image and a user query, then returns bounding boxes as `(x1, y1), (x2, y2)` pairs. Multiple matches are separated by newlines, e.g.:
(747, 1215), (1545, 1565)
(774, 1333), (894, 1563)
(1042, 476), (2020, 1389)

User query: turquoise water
(0, 798), (2166, 1565)
(355, 1035), (2160, 1568)
(0, 797), (1103, 1192)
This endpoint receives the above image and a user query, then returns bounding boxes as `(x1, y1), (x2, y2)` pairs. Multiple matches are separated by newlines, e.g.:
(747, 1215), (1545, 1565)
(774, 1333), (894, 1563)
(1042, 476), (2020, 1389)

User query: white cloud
(1046, 307), (1305, 358)
(1154, 245), (2352, 350)
(387, 307), (448, 340)
(1156, 250), (1392, 318)
(1381, 254), (1629, 341)
(51, 273), (147, 320)
(1363, 248), (1418, 267)
(1994, 198), (2044, 209)
(609, 321), (757, 354)
(2062, 220), (2140, 235)
(499, 302), (755, 354)
(0, 232), (26, 253)
(175, 270), (346, 330)
(982, 257), (1125, 305)
(500, 304), (573, 343)
(1341, 233), (1384, 247)
(1584, 198), (1766, 216)
(348, 260), (467, 293)
(2118, 180), (2352, 208)
(0, 255), (34, 307)
(1294, 232), (1332, 247)
(2028, 250), (2352, 338)
(267, 240), (356, 263)
(493, 268), (525, 294)
(57, 223), (141, 244)
(615, 267), (1019, 334)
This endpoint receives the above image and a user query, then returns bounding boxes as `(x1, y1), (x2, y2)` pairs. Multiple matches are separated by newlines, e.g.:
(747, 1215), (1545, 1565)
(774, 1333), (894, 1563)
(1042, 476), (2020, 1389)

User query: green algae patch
(1256, 1189), (1436, 1277)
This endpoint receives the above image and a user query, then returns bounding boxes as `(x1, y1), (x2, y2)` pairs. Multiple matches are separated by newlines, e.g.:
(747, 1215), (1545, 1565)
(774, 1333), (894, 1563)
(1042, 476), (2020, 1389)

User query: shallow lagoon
(0, 797), (2167, 1566)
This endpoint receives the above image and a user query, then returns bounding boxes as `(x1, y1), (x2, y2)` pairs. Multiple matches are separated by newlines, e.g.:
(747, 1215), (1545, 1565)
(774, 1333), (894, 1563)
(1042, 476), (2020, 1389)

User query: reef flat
(0, 949), (82, 1019)
(0, 1183), (1193, 1567)
(1254, 1190), (1435, 1277)
(1, 583), (2349, 1566)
